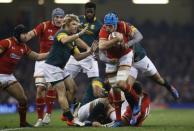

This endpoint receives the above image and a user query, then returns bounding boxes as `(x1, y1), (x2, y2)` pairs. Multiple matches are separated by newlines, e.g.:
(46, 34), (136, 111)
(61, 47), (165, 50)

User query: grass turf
(0, 108), (194, 131)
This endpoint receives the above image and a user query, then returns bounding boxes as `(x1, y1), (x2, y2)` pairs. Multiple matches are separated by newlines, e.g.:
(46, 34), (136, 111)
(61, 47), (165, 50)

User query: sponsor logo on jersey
(48, 35), (54, 40)
(10, 53), (21, 60)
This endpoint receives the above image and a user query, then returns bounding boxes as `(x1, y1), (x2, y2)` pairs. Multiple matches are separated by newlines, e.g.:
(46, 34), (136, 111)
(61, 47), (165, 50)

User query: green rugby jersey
(45, 29), (78, 68)
(79, 15), (102, 52)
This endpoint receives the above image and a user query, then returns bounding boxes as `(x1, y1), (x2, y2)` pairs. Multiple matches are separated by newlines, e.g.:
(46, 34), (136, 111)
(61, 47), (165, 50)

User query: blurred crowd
(0, 19), (193, 104)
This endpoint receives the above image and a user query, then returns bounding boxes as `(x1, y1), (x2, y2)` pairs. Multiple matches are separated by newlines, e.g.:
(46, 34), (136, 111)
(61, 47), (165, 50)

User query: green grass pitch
(0, 108), (194, 131)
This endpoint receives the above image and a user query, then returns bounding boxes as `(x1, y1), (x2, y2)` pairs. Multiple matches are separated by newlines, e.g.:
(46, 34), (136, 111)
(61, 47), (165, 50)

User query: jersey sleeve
(99, 26), (108, 40)
(33, 22), (46, 37)
(0, 39), (11, 50)
(56, 32), (68, 42)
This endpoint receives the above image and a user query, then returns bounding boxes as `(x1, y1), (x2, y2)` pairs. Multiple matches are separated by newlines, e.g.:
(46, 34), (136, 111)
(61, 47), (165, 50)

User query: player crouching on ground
(41, 14), (98, 126)
(78, 81), (150, 127)
(0, 24), (48, 127)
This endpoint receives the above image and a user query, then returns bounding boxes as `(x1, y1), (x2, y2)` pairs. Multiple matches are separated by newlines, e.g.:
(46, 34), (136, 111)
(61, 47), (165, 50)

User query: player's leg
(33, 61), (49, 126)
(34, 76), (47, 127)
(63, 76), (80, 118)
(136, 56), (179, 100)
(64, 56), (81, 113)
(54, 79), (84, 126)
(5, 82), (32, 127)
(105, 62), (122, 125)
(43, 83), (56, 124)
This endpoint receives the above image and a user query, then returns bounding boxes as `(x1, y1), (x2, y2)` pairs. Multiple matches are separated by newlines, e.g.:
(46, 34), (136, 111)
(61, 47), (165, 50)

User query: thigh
(53, 81), (66, 98)
(64, 76), (77, 93)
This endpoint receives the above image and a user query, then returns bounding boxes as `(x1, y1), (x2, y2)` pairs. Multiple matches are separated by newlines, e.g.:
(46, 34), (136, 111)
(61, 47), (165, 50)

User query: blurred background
(0, 0), (193, 113)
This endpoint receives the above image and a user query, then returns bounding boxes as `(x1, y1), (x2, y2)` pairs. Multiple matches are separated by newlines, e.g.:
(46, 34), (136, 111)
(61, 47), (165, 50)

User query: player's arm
(127, 25), (143, 47)
(73, 40), (98, 61)
(99, 50), (118, 63)
(98, 27), (123, 50)
(25, 30), (36, 41)
(75, 38), (90, 51)
(99, 35), (122, 50)
(27, 51), (49, 61)
(60, 26), (88, 44)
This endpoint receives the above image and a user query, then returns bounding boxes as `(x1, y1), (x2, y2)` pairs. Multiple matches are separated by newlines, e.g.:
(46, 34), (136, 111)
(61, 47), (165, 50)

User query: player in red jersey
(24, 8), (69, 126)
(80, 81), (150, 127)
(0, 24), (48, 127)
(104, 81), (151, 127)
(99, 12), (143, 127)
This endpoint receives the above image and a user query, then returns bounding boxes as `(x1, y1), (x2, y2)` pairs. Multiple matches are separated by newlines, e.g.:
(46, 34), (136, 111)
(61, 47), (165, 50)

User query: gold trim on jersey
(57, 33), (68, 41)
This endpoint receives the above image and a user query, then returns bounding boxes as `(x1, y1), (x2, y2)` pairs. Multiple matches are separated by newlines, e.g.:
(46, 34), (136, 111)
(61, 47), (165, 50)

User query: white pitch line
(0, 127), (32, 131)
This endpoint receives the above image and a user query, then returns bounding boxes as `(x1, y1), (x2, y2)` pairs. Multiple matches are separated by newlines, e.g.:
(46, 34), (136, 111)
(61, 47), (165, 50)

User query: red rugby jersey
(33, 21), (60, 53)
(0, 37), (31, 74)
(99, 21), (133, 59)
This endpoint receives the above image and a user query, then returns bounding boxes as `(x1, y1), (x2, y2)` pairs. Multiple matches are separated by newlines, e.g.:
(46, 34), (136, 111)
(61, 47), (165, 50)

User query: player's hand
(121, 42), (129, 49)
(115, 32), (123, 42)
(78, 25), (88, 36)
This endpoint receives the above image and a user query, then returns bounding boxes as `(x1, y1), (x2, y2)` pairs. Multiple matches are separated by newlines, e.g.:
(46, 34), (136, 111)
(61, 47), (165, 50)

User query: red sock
(18, 103), (27, 125)
(113, 89), (122, 121)
(36, 97), (45, 119)
(45, 89), (56, 114)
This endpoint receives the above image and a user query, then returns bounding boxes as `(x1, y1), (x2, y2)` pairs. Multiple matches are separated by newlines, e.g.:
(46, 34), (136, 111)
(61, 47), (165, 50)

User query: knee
(36, 86), (45, 97)
(18, 96), (27, 106)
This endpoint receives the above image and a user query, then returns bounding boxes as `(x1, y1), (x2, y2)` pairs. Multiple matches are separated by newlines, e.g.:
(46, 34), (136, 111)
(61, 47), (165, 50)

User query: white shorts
(0, 74), (17, 89)
(65, 55), (99, 78)
(42, 63), (70, 83)
(78, 98), (103, 122)
(130, 56), (157, 78)
(105, 51), (133, 73)
(33, 61), (45, 77)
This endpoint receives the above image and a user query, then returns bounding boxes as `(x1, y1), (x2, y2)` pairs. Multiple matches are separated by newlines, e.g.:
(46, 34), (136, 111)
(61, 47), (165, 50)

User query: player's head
(13, 24), (28, 43)
(85, 2), (96, 21)
(63, 14), (80, 34)
(104, 12), (118, 33)
(51, 8), (65, 27)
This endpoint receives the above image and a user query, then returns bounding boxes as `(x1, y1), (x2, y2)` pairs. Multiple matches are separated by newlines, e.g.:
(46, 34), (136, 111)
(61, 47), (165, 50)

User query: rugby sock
(36, 97), (45, 119)
(18, 103), (27, 125)
(162, 79), (172, 90)
(113, 90), (122, 121)
(46, 89), (56, 114)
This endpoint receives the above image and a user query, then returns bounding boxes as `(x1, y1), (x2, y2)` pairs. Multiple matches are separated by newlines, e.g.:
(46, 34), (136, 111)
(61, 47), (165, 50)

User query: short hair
(85, 2), (96, 10)
(63, 14), (80, 28)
